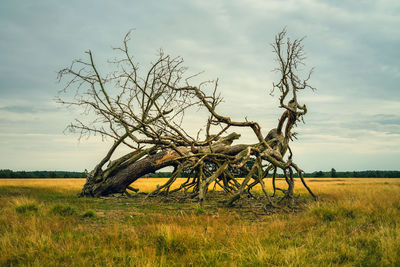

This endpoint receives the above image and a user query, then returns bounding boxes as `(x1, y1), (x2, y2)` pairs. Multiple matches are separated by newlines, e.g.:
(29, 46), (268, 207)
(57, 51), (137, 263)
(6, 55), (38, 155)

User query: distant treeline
(304, 169), (400, 178)
(0, 169), (182, 179)
(150, 169), (400, 178)
(0, 169), (86, 178)
(1, 169), (400, 179)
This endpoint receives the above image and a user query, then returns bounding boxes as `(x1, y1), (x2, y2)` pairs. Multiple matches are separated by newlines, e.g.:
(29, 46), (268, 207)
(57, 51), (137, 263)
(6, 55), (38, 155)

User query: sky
(0, 0), (399, 172)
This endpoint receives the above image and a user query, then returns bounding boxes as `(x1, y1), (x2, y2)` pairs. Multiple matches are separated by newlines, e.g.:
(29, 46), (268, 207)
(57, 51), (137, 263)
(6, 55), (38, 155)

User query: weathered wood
(79, 141), (253, 197)
(59, 29), (317, 207)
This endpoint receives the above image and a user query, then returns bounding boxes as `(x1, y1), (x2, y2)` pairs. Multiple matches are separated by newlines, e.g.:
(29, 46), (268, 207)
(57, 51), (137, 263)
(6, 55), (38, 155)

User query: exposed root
(58, 28), (317, 208)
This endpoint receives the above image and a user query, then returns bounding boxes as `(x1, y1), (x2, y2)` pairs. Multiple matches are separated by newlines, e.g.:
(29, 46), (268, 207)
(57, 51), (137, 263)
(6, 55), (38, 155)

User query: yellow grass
(0, 177), (382, 192)
(1, 177), (400, 266)
(0, 178), (85, 191)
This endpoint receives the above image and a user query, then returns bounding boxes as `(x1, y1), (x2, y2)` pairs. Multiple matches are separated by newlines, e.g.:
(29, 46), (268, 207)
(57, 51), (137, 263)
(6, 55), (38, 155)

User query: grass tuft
(195, 205), (205, 215)
(311, 205), (337, 222)
(81, 209), (96, 218)
(50, 204), (77, 216)
(15, 203), (39, 214)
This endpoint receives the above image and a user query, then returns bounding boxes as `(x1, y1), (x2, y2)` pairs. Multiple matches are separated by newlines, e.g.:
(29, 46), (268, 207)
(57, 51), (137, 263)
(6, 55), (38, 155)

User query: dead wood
(57, 28), (317, 208)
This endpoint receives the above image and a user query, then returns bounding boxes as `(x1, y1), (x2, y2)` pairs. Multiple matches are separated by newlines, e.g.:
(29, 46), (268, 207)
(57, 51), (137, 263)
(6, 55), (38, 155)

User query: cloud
(0, 0), (399, 170)
(0, 105), (57, 114)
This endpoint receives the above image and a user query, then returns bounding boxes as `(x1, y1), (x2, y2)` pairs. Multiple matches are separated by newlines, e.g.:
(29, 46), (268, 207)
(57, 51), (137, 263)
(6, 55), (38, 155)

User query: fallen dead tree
(57, 29), (316, 207)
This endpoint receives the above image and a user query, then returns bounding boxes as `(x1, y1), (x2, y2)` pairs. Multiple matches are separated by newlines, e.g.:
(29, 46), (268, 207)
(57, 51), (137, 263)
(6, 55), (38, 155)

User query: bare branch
(58, 29), (317, 208)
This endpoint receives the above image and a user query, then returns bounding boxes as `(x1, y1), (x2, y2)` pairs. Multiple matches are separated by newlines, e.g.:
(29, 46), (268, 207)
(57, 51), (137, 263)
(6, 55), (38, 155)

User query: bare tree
(57, 29), (316, 207)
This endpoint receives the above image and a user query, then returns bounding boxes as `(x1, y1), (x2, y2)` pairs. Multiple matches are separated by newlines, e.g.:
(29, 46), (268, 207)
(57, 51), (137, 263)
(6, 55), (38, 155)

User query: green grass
(81, 209), (96, 218)
(15, 203), (39, 214)
(50, 204), (77, 216)
(0, 178), (400, 266)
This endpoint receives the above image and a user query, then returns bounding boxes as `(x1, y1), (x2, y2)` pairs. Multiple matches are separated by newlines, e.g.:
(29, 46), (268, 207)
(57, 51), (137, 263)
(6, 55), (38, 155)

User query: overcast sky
(0, 0), (399, 172)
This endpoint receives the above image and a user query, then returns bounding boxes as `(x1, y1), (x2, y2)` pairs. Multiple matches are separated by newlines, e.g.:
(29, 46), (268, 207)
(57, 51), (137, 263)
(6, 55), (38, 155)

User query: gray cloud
(0, 105), (57, 114)
(0, 0), (399, 171)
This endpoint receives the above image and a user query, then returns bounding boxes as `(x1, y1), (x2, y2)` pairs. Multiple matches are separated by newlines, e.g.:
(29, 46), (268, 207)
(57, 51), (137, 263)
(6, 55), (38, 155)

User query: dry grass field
(1, 177), (400, 266)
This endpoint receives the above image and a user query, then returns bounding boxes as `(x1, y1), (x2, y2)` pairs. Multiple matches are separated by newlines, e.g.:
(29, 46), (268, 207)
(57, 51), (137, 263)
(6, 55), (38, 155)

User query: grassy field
(1, 178), (400, 266)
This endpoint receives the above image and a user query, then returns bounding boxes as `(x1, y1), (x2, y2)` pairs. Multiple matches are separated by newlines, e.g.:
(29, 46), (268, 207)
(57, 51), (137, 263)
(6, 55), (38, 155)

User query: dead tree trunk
(79, 133), (249, 197)
(58, 28), (317, 207)
(80, 150), (173, 197)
